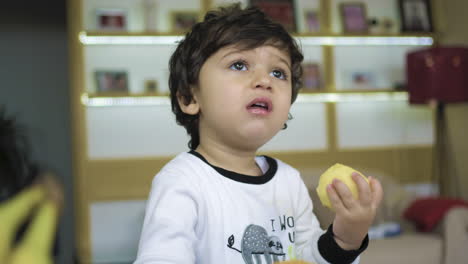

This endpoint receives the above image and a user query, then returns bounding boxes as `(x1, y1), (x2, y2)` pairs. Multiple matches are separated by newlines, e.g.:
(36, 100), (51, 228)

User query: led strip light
(79, 32), (433, 46)
(82, 92), (408, 107)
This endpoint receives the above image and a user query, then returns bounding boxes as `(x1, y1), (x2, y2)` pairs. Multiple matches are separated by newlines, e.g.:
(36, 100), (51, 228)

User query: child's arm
(327, 173), (384, 250)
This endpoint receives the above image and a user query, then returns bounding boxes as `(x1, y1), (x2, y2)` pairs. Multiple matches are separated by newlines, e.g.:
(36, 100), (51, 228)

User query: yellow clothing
(0, 186), (58, 264)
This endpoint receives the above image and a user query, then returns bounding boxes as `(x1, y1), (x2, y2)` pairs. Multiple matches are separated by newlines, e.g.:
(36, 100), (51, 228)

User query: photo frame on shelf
(302, 63), (322, 91)
(144, 79), (158, 94)
(96, 8), (127, 31)
(250, 0), (296, 32)
(399, 0), (433, 32)
(303, 9), (320, 33)
(339, 2), (368, 34)
(170, 11), (199, 33)
(349, 71), (376, 90)
(94, 70), (129, 94)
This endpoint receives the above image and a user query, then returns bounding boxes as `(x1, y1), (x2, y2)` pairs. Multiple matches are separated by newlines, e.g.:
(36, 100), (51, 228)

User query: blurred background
(1, 0), (467, 263)
(0, 1), (74, 264)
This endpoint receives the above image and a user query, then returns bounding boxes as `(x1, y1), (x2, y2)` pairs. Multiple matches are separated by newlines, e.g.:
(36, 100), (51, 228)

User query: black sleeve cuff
(318, 224), (369, 264)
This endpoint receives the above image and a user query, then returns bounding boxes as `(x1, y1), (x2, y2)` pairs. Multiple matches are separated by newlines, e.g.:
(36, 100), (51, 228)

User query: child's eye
(230, 61), (248, 71)
(271, 69), (288, 80)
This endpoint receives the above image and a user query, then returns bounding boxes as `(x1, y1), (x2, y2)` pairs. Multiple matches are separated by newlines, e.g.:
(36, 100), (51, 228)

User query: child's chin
(241, 130), (277, 149)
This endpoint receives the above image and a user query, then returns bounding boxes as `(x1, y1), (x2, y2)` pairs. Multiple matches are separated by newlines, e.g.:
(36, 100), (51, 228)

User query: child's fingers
(39, 173), (64, 211)
(370, 177), (384, 209)
(352, 173), (372, 206)
(326, 183), (346, 212)
(331, 179), (356, 210)
(17, 200), (58, 254)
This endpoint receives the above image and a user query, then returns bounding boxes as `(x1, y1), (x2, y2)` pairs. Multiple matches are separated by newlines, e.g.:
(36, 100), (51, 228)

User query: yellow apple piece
(316, 163), (369, 210)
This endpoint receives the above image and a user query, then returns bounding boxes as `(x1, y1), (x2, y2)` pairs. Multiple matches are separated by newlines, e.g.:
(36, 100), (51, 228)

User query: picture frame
(339, 2), (368, 33)
(170, 11), (199, 33)
(303, 9), (320, 33)
(96, 8), (127, 31)
(94, 70), (129, 94)
(144, 79), (158, 94)
(250, 0), (297, 32)
(399, 0), (433, 32)
(349, 71), (376, 90)
(302, 63), (321, 91)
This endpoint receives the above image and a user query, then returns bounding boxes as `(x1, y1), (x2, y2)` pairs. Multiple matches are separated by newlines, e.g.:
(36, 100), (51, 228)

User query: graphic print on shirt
(227, 215), (298, 264)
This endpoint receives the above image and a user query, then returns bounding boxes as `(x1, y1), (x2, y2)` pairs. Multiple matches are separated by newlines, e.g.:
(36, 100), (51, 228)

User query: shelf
(82, 91), (408, 107)
(80, 31), (434, 46)
(79, 31), (184, 45)
(87, 92), (169, 97)
(295, 35), (433, 46)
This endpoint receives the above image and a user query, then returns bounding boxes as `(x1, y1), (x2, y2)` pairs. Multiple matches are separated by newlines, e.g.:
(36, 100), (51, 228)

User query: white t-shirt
(134, 151), (365, 264)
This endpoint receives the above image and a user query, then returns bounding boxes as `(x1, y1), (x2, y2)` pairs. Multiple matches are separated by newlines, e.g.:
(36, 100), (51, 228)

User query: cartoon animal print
(267, 236), (285, 262)
(240, 224), (285, 264)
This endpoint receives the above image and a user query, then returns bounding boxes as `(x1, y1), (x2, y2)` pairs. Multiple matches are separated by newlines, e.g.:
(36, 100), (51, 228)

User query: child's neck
(195, 144), (263, 176)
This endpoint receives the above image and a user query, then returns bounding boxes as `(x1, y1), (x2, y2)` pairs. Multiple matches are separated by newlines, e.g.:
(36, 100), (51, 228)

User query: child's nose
(252, 69), (272, 90)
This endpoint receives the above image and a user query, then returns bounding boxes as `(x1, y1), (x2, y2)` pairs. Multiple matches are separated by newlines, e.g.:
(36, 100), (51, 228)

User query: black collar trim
(188, 150), (277, 184)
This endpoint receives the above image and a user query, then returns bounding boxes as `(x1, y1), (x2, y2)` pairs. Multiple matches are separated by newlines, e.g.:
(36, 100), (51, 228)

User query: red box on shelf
(406, 47), (468, 104)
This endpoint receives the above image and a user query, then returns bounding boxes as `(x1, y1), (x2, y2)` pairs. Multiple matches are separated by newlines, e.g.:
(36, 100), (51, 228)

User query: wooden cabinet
(68, 0), (436, 263)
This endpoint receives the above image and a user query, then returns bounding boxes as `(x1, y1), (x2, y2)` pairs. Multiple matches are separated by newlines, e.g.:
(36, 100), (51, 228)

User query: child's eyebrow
(220, 49), (244, 60)
(276, 56), (292, 72)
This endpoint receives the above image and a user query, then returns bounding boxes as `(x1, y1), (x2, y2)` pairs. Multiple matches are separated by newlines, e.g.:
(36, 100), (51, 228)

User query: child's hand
(327, 173), (383, 250)
(0, 174), (62, 264)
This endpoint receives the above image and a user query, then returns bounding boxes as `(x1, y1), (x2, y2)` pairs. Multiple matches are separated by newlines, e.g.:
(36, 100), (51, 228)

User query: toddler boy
(135, 4), (383, 264)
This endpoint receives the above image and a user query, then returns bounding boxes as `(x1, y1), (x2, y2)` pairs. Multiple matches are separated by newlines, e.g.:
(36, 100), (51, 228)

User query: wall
(0, 1), (75, 263)
(437, 0), (468, 199)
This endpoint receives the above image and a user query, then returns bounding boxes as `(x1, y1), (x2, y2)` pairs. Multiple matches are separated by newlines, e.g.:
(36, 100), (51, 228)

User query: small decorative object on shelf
(393, 81), (407, 91)
(144, 79), (158, 93)
(399, 0), (433, 33)
(340, 2), (368, 34)
(250, 0), (296, 32)
(94, 70), (129, 94)
(368, 17), (395, 34)
(302, 63), (321, 91)
(96, 8), (127, 31)
(349, 71), (376, 90)
(380, 17), (395, 34)
(303, 9), (320, 33)
(367, 17), (379, 34)
(171, 11), (199, 33)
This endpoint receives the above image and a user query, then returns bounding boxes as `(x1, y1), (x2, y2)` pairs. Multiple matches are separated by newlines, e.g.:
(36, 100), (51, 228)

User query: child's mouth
(246, 97), (272, 115)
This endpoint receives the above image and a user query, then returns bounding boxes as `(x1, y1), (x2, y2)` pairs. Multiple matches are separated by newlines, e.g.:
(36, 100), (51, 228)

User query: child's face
(180, 44), (292, 151)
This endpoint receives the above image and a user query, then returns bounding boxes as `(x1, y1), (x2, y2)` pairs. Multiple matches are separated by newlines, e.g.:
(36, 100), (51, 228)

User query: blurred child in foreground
(0, 107), (62, 264)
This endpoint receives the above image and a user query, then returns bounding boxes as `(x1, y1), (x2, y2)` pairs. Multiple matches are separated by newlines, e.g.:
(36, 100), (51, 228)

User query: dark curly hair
(169, 3), (304, 150)
(0, 107), (39, 202)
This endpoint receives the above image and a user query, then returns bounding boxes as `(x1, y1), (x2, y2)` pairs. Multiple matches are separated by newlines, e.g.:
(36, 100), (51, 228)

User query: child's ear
(177, 91), (200, 115)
